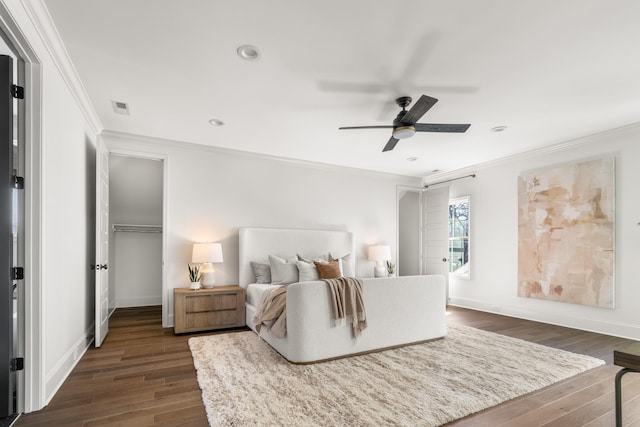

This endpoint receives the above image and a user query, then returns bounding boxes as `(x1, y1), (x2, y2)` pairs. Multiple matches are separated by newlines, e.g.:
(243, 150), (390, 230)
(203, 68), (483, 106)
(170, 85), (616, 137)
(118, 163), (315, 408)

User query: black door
(0, 53), (17, 420)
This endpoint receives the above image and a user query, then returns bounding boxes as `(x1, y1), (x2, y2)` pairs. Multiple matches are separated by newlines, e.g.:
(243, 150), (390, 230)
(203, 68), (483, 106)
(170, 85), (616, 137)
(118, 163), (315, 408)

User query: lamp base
(201, 263), (217, 288)
(374, 264), (387, 278)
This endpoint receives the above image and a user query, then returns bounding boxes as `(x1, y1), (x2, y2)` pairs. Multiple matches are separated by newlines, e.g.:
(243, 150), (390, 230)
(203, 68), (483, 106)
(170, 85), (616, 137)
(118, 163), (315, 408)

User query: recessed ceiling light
(237, 45), (260, 60)
(208, 119), (224, 126)
(406, 157), (418, 162)
(491, 126), (508, 132)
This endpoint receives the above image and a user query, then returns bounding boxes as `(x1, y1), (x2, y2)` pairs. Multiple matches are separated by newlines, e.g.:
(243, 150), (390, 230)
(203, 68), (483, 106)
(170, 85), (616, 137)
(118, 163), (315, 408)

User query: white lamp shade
(368, 245), (391, 262)
(192, 242), (223, 263)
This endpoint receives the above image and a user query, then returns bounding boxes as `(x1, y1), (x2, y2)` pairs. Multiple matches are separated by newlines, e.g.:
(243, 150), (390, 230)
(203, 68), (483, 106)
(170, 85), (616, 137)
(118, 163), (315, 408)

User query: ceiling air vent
(111, 100), (130, 115)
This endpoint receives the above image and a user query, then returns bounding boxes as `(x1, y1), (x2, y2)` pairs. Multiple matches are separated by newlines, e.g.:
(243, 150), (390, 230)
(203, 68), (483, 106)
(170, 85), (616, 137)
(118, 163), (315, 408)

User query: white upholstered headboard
(238, 227), (354, 288)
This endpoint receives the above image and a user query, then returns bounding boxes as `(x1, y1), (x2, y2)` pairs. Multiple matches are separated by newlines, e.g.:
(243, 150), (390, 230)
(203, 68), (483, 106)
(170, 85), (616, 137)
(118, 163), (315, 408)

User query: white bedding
(246, 283), (282, 306)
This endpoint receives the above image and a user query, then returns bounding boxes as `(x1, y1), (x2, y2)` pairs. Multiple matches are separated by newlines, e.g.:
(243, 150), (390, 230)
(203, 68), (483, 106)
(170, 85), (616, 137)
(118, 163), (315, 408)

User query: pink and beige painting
(517, 158), (615, 308)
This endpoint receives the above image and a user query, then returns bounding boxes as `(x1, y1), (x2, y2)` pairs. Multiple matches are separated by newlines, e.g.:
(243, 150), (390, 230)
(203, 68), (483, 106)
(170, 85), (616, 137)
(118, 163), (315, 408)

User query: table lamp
(368, 245), (391, 277)
(192, 242), (224, 288)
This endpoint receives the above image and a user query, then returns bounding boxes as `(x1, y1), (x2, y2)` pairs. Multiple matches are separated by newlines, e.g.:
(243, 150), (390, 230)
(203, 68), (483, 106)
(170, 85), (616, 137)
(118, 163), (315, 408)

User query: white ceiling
(43, 0), (640, 177)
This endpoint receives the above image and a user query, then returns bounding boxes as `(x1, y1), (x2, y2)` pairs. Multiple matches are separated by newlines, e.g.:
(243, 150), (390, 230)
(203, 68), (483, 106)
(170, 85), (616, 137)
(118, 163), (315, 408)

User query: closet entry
(108, 154), (164, 315)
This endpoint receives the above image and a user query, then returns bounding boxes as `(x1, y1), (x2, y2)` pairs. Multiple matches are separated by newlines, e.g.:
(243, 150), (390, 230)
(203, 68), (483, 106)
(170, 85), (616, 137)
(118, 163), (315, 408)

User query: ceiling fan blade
(415, 123), (471, 133)
(339, 125), (394, 130)
(382, 137), (399, 152)
(400, 95), (438, 125)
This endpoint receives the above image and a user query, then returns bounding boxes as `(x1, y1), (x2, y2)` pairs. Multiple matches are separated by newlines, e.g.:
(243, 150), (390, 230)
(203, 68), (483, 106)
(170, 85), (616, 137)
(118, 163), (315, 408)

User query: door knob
(442, 257), (448, 262)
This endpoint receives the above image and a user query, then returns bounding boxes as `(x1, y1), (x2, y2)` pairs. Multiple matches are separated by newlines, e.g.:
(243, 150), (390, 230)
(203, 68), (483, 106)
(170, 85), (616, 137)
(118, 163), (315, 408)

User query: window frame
(448, 195), (470, 279)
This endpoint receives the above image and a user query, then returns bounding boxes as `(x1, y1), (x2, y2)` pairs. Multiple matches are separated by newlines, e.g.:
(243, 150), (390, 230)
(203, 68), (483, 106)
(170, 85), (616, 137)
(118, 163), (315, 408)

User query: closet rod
(112, 224), (163, 233)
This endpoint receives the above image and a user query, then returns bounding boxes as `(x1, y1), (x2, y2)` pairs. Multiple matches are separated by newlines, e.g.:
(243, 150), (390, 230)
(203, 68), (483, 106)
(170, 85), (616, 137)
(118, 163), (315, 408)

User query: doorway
(397, 186), (422, 276)
(108, 154), (164, 319)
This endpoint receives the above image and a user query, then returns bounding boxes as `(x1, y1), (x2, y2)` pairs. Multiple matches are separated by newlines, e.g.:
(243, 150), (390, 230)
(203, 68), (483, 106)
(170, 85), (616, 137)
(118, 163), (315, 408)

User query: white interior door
(95, 138), (110, 347)
(423, 186), (450, 298)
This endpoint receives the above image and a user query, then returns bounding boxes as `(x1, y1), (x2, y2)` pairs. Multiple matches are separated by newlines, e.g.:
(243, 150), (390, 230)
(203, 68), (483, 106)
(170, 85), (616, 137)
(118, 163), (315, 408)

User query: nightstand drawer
(185, 310), (241, 330)
(185, 293), (238, 313)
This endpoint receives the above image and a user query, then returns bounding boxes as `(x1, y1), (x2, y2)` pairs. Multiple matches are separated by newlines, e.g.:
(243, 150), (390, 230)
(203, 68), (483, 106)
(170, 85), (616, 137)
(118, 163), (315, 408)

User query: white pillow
(329, 252), (353, 277)
(269, 255), (299, 285)
(296, 260), (319, 282)
(250, 261), (271, 284)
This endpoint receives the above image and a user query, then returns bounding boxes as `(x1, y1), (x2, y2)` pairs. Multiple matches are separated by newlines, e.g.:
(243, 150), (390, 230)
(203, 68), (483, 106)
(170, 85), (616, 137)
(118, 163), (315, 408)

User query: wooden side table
(174, 286), (246, 334)
(614, 343), (640, 427)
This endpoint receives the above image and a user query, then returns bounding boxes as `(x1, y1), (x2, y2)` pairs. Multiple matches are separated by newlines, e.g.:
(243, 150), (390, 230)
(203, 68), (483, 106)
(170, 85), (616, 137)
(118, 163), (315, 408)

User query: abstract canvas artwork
(517, 158), (615, 308)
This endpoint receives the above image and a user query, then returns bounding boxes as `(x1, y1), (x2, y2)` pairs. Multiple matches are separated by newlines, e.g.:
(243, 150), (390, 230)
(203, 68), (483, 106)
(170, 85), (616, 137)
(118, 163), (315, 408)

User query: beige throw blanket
(253, 285), (288, 338)
(323, 277), (367, 338)
(253, 278), (367, 339)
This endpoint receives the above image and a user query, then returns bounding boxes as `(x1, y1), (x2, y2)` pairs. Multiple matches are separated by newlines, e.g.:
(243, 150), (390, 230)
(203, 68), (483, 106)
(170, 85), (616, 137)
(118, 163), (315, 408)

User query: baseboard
(448, 297), (640, 341)
(44, 323), (94, 404)
(115, 296), (162, 308)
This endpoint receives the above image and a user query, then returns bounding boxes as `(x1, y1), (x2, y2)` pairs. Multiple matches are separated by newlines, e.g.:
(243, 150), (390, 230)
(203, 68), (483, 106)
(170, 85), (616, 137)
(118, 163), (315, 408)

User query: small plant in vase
(188, 264), (201, 290)
(386, 260), (396, 277)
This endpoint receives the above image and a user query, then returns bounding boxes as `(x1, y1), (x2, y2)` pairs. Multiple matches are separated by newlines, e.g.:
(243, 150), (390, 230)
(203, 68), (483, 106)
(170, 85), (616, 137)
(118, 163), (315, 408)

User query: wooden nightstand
(173, 286), (246, 334)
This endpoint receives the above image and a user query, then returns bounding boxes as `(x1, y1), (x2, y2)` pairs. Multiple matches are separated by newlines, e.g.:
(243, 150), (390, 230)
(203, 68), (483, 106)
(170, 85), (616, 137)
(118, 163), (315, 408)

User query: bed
(239, 227), (446, 363)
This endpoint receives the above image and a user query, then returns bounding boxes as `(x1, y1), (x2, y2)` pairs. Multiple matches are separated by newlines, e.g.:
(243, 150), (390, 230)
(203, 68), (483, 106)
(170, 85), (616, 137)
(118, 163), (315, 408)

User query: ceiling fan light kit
(392, 126), (416, 139)
(339, 94), (470, 152)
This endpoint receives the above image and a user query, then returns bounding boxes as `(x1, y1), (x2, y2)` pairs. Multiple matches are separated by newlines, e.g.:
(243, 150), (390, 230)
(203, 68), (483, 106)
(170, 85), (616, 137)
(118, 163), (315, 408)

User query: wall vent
(111, 100), (130, 115)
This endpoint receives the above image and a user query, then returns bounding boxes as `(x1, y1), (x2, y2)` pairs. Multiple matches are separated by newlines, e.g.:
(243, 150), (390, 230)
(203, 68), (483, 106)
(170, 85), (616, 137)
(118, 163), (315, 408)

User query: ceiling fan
(339, 95), (470, 152)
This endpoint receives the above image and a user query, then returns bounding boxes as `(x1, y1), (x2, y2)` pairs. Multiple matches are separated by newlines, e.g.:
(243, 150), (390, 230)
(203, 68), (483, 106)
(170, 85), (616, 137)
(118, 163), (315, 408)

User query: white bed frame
(239, 227), (446, 363)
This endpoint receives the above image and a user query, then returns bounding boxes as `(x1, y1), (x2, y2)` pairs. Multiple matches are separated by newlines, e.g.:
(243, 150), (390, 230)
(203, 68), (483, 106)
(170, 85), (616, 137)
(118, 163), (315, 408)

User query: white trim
(115, 297), (162, 308)
(423, 120), (640, 185)
(105, 144), (169, 327)
(101, 129), (418, 181)
(18, 0), (102, 135)
(448, 297), (640, 341)
(43, 323), (93, 404)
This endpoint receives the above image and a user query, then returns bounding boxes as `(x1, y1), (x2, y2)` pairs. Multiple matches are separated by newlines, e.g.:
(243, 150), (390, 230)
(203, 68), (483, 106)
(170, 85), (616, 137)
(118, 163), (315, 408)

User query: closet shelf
(112, 224), (162, 233)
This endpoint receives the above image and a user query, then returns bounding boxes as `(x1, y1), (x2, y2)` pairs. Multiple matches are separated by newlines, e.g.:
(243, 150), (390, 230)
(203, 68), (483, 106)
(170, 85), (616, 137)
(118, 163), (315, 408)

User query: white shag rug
(189, 324), (604, 426)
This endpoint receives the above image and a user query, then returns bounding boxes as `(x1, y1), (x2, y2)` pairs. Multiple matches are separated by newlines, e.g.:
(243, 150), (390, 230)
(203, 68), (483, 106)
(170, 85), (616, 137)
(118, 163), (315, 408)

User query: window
(448, 196), (470, 278)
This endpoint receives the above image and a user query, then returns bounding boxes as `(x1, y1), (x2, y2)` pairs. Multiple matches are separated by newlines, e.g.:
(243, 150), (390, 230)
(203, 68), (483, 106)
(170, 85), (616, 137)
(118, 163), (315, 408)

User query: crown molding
(20, 0), (102, 135)
(423, 120), (640, 186)
(100, 129), (421, 182)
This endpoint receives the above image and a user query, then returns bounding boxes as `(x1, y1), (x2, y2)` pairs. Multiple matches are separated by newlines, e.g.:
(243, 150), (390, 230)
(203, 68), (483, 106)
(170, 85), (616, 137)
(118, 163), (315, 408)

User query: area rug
(188, 324), (604, 426)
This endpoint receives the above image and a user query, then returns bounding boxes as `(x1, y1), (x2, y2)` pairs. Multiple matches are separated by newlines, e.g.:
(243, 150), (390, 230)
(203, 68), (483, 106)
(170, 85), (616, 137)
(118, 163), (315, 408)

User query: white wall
(446, 123), (640, 340)
(109, 155), (163, 308)
(1, 0), (100, 409)
(102, 132), (421, 326)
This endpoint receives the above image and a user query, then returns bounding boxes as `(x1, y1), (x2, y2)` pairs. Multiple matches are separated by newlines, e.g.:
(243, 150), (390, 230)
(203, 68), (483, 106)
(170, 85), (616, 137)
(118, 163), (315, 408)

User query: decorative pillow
(269, 255), (299, 285)
(250, 261), (271, 284)
(297, 253), (328, 263)
(296, 260), (319, 282)
(329, 252), (353, 277)
(315, 260), (341, 279)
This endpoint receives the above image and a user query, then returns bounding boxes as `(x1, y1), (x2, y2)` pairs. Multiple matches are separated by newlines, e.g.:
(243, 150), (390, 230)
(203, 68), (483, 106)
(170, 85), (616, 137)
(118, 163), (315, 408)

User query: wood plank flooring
(15, 305), (640, 426)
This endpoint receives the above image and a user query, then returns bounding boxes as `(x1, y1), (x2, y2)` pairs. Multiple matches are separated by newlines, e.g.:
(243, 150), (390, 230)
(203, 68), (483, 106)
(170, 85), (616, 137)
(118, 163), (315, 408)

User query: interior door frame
(106, 146), (168, 326)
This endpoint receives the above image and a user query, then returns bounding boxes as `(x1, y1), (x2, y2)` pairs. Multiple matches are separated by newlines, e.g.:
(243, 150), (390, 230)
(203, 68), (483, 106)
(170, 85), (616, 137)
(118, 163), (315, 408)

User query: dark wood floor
(15, 305), (640, 426)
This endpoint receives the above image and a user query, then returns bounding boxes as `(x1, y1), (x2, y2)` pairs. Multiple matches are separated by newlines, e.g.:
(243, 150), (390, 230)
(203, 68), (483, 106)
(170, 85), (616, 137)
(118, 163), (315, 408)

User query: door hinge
(11, 84), (24, 99)
(12, 267), (24, 280)
(12, 175), (24, 189)
(10, 358), (24, 371)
